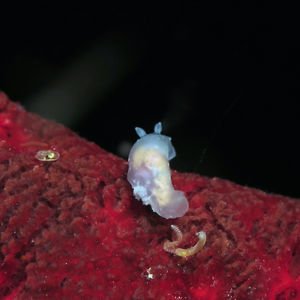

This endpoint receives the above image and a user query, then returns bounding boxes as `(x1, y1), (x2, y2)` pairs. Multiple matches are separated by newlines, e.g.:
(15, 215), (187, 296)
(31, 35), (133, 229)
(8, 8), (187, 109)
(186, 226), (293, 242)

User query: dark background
(0, 6), (299, 198)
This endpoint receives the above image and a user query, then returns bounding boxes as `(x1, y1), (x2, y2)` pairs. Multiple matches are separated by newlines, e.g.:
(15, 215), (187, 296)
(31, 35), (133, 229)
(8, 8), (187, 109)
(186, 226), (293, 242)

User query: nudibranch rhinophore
(127, 122), (189, 219)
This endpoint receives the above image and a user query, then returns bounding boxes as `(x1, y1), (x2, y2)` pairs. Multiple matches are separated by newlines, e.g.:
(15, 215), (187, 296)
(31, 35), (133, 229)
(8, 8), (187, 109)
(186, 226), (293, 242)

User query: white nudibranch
(127, 122), (189, 219)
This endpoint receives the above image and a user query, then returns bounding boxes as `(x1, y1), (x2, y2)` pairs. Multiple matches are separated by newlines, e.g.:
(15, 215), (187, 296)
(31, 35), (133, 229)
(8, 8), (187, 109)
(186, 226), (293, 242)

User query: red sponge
(0, 92), (299, 299)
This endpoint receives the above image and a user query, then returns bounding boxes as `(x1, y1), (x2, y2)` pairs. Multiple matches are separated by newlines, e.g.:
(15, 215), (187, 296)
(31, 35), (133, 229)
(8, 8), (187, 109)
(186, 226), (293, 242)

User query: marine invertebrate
(175, 231), (206, 257)
(163, 224), (183, 252)
(163, 225), (206, 257)
(127, 122), (189, 219)
(35, 149), (60, 161)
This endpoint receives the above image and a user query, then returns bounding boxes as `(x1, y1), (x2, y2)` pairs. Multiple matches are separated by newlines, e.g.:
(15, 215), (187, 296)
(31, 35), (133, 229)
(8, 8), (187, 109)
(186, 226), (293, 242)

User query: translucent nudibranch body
(127, 122), (189, 219)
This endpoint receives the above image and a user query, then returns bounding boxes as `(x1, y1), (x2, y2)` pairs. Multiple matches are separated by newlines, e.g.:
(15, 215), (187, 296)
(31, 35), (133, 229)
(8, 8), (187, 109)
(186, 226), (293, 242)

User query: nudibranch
(127, 122), (189, 219)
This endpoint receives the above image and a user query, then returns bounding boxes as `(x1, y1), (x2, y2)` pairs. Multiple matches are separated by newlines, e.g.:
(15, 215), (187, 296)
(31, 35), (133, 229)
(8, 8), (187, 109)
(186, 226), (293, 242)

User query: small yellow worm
(174, 231), (206, 257)
(163, 224), (183, 253)
(163, 225), (206, 257)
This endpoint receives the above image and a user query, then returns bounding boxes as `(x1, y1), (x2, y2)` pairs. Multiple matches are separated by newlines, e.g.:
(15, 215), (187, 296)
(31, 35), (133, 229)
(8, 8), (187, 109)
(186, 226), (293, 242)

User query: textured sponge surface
(0, 92), (300, 299)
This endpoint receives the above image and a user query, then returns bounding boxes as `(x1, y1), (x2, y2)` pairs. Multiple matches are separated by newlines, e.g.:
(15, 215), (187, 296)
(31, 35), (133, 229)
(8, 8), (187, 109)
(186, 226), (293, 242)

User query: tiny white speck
(146, 267), (154, 279)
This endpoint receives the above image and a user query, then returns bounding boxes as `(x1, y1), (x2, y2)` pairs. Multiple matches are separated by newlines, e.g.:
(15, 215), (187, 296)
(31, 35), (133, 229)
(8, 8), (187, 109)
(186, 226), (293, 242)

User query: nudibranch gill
(127, 122), (189, 219)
